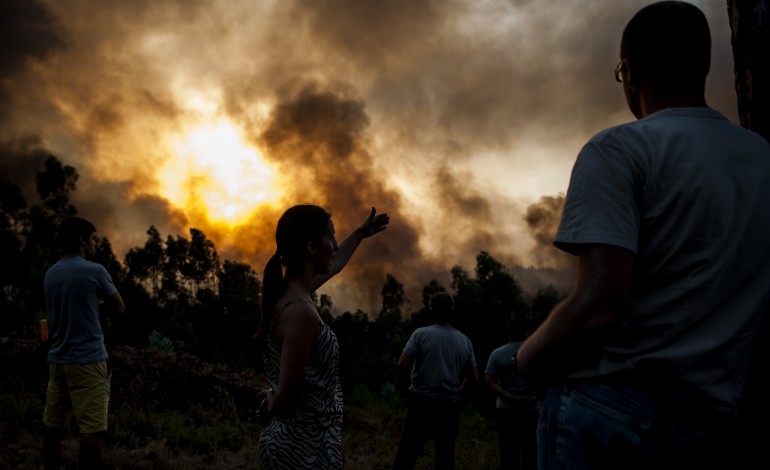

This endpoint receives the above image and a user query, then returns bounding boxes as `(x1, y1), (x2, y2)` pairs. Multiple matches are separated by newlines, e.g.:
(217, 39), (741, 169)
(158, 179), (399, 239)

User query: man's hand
(396, 352), (413, 397)
(517, 245), (633, 381)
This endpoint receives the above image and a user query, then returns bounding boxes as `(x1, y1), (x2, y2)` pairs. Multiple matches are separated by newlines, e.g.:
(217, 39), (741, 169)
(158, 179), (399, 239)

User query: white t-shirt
(404, 324), (476, 400)
(555, 107), (770, 413)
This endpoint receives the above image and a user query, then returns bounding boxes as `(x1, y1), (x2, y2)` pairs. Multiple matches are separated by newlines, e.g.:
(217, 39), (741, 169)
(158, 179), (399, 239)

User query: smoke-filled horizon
(1, 0), (738, 313)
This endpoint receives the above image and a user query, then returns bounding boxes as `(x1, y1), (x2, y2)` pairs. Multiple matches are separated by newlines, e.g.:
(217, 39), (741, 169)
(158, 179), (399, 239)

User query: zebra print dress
(259, 299), (344, 469)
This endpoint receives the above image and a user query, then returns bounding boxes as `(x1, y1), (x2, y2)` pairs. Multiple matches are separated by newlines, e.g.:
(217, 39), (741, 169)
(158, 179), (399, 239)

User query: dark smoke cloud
(0, 136), (54, 202)
(71, 181), (189, 256)
(430, 164), (522, 268)
(260, 84), (370, 170)
(256, 84), (426, 311)
(285, 0), (638, 152)
(523, 194), (571, 269)
(293, 0), (450, 72)
(0, 0), (66, 79)
(0, 0), (66, 120)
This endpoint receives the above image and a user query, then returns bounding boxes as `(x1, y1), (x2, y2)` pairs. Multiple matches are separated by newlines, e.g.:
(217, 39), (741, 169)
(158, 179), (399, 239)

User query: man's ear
(306, 240), (317, 255)
(626, 60), (643, 91)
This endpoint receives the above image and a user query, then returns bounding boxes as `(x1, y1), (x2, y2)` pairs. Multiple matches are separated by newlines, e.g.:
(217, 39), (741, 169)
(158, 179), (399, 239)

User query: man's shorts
(43, 361), (111, 433)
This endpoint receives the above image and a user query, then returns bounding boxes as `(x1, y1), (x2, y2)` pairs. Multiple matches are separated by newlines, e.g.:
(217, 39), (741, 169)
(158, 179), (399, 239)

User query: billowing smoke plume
(0, 136), (52, 200)
(252, 83), (425, 311)
(1, 0), (740, 313)
(524, 194), (571, 269)
(0, 0), (65, 116)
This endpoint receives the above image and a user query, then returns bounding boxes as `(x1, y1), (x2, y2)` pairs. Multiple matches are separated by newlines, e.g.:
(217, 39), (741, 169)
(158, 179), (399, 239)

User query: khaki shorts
(43, 361), (111, 433)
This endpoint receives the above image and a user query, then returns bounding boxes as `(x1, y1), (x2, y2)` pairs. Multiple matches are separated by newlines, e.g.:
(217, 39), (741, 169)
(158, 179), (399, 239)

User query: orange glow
(159, 119), (280, 227)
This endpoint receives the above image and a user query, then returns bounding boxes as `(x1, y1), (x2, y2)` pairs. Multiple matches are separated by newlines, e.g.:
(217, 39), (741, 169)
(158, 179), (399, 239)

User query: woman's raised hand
(357, 207), (390, 238)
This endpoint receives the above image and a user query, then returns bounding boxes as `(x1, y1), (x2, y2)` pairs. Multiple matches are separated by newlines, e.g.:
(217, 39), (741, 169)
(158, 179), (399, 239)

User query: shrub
(148, 330), (174, 353)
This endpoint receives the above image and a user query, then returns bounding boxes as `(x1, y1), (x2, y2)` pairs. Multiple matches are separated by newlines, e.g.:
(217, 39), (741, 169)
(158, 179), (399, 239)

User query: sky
(1, 0), (741, 314)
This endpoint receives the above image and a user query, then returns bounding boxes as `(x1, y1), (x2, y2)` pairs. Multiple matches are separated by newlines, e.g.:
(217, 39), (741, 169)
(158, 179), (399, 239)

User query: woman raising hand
(257, 205), (389, 469)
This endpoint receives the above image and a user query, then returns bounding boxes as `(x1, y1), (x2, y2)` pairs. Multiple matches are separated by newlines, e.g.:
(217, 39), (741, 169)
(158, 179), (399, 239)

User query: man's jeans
(393, 393), (461, 470)
(538, 377), (737, 470)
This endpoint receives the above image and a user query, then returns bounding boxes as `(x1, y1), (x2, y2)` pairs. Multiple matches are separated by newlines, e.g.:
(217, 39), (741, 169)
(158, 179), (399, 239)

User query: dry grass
(0, 343), (500, 469)
(1, 388), (500, 470)
(341, 390), (499, 470)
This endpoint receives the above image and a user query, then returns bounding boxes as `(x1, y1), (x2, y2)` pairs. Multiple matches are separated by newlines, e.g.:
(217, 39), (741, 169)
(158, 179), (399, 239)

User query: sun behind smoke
(159, 119), (281, 227)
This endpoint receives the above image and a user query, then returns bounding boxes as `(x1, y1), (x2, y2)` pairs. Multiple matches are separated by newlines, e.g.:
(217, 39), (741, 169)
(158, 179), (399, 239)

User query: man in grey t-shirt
(516, 2), (770, 469)
(392, 293), (477, 470)
(42, 217), (125, 470)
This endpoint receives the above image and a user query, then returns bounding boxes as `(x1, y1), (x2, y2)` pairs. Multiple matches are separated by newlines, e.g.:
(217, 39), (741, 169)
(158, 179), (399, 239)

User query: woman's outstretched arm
(311, 207), (389, 292)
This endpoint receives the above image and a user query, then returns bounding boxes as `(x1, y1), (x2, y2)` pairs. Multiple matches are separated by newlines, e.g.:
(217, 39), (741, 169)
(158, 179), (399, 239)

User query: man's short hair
(430, 292), (454, 322)
(505, 317), (528, 342)
(621, 1), (711, 95)
(57, 217), (96, 252)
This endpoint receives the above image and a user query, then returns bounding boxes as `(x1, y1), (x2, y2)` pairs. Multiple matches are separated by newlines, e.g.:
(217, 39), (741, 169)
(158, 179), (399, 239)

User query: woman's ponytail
(256, 252), (284, 343)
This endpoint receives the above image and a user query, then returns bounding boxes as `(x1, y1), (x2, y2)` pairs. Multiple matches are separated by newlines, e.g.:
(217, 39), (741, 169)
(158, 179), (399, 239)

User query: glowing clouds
(160, 120), (280, 227)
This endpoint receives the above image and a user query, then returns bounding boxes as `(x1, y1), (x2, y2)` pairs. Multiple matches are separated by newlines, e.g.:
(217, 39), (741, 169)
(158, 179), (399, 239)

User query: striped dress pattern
(259, 299), (344, 469)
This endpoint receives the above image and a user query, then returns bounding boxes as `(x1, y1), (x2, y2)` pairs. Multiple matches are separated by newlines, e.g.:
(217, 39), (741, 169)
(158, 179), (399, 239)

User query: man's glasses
(615, 60), (625, 83)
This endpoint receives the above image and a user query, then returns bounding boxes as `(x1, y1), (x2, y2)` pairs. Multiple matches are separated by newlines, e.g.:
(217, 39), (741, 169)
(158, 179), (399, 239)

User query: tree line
(0, 155), (564, 399)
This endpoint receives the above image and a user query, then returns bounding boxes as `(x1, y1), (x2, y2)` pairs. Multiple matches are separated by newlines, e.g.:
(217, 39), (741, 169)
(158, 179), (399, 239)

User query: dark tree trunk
(727, 2), (770, 467)
(728, 0), (770, 141)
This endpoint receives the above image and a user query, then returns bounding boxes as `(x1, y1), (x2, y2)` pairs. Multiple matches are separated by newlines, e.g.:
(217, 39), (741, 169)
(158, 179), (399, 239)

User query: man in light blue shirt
(43, 217), (125, 470)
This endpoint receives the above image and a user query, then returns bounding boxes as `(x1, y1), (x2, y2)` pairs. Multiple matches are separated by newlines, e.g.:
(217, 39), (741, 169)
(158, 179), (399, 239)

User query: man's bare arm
(110, 292), (125, 315)
(396, 352), (413, 395)
(516, 245), (633, 381)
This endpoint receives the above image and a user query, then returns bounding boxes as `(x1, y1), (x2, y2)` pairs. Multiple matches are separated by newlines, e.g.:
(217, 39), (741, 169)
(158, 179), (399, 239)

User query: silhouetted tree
(315, 293), (334, 326)
(0, 179), (27, 234)
(216, 260), (262, 367)
(333, 308), (374, 393)
(24, 157), (80, 324)
(185, 228), (220, 297)
(475, 251), (527, 339)
(0, 181), (28, 334)
(358, 274), (409, 392)
(0, 156), (82, 334)
(0, 180), (26, 290)
(728, 0), (770, 141)
(529, 285), (564, 329)
(162, 234), (190, 303)
(35, 155), (77, 218)
(421, 279), (447, 310)
(406, 279), (447, 330)
(450, 264), (480, 331)
(124, 226), (164, 296)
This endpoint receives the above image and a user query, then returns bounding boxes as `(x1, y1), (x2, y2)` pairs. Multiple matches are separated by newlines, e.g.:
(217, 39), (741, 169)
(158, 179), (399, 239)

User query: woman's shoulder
(276, 297), (309, 313)
(274, 297), (320, 329)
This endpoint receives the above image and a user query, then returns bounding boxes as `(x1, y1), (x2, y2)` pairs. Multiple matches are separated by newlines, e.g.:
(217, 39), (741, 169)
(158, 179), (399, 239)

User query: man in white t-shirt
(516, 2), (770, 469)
(393, 293), (477, 470)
